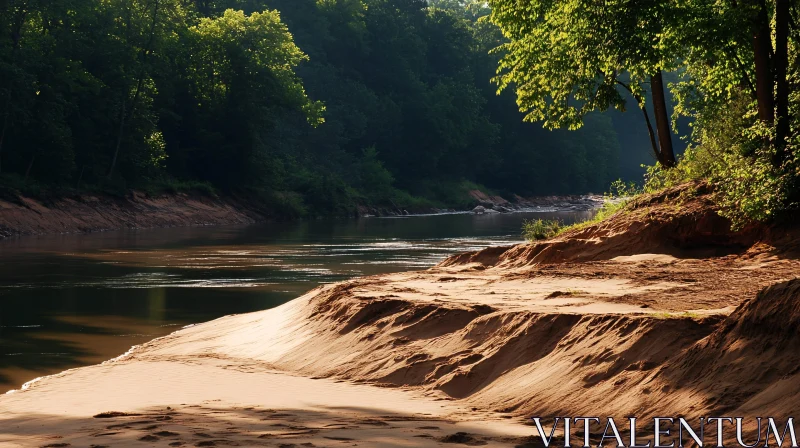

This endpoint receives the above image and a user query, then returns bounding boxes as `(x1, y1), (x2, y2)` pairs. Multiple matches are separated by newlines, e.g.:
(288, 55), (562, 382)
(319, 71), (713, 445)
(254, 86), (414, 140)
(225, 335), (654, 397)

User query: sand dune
(3, 183), (800, 446)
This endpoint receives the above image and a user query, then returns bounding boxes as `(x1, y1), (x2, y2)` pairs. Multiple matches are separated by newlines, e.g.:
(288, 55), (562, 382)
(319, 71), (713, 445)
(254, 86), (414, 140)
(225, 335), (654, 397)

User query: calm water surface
(0, 210), (591, 391)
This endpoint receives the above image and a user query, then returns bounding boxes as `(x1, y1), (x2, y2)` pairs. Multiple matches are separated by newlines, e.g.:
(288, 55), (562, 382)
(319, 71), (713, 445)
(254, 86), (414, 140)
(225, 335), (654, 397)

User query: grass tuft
(555, 198), (629, 235)
(531, 179), (642, 239)
(522, 218), (563, 241)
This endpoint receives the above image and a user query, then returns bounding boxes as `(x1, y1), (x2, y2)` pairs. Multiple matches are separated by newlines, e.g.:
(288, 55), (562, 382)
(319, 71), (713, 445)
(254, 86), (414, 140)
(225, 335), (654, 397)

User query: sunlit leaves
(488, 0), (673, 130)
(187, 9), (324, 126)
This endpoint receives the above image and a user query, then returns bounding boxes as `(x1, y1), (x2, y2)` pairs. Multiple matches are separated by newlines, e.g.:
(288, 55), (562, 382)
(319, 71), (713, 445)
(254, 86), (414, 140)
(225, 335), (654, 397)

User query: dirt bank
(0, 188), (602, 238)
(2, 183), (799, 446)
(0, 191), (269, 239)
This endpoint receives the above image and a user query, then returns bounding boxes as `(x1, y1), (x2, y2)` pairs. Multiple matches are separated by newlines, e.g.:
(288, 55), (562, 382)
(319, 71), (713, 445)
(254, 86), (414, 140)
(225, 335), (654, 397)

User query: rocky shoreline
(359, 189), (604, 217)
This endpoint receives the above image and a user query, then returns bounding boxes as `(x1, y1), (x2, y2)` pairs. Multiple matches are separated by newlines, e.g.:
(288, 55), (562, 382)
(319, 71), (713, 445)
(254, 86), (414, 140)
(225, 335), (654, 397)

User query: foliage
(560, 199), (630, 235)
(522, 218), (562, 241)
(0, 0), (638, 216)
(545, 179), (639, 237)
(491, 0), (800, 229)
(606, 179), (641, 199)
(357, 147), (395, 204)
(488, 0), (675, 128)
(645, 94), (789, 228)
(144, 178), (218, 197)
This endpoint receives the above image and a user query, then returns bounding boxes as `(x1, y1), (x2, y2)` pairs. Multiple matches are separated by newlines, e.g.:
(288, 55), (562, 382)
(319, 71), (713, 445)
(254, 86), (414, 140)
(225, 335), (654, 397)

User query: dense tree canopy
(490, 0), (683, 167)
(0, 0), (666, 215)
(490, 0), (800, 226)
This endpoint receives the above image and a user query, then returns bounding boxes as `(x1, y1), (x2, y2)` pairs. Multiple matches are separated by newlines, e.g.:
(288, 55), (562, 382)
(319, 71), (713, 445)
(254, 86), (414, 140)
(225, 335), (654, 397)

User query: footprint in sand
(440, 432), (488, 446)
(154, 430), (180, 437)
(200, 439), (238, 447)
(358, 418), (389, 426)
(93, 411), (141, 418)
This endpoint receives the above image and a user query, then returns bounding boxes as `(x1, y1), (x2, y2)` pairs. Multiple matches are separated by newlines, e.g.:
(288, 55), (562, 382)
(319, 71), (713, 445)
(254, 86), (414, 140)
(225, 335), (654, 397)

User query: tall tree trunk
(639, 101), (661, 163)
(774, 0), (790, 165)
(617, 80), (661, 163)
(650, 71), (676, 167)
(752, 0), (775, 124)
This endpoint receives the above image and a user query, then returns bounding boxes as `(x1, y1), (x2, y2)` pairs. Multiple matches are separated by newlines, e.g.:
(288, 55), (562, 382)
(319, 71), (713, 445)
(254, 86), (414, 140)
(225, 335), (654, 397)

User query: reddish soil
(0, 191), (268, 238)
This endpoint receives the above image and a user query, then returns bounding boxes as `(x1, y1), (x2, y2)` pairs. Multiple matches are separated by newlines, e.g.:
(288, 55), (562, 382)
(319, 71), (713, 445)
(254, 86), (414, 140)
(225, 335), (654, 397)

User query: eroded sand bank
(3, 184), (800, 447)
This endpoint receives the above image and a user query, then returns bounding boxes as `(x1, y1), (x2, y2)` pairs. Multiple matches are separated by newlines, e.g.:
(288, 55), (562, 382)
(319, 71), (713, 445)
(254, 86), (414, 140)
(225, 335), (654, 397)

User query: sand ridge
(3, 183), (800, 446)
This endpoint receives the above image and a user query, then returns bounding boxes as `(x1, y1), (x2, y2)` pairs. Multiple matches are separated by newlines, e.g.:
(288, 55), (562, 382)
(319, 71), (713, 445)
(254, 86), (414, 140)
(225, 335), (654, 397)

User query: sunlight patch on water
(4, 234), (524, 291)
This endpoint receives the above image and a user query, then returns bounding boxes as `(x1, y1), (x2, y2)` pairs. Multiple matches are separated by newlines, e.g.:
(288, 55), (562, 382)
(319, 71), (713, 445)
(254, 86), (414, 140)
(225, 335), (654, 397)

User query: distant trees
(0, 0), (630, 213)
(0, 0), (320, 189)
(169, 8), (323, 186)
(260, 0), (622, 199)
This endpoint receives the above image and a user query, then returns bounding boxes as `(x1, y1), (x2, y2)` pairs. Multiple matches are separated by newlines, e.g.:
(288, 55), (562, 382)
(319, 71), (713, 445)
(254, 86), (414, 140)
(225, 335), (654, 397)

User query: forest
(0, 0), (669, 216)
(4, 0), (798, 226)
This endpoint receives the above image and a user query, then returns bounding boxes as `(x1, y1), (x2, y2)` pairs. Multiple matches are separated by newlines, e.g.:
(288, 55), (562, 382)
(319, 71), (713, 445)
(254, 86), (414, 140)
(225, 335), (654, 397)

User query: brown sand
(3, 183), (800, 446)
(0, 192), (265, 238)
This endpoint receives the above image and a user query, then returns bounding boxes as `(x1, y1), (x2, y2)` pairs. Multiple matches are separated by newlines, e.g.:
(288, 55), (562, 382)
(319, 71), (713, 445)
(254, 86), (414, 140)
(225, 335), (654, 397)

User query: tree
(0, 0), (630, 212)
(102, 0), (187, 179)
(166, 8), (323, 185)
(489, 0), (678, 167)
(0, 0), (33, 174)
(669, 0), (796, 163)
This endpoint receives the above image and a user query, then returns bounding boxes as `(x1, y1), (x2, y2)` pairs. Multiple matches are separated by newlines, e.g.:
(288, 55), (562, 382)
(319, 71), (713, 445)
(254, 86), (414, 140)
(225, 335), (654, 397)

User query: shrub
(522, 219), (562, 240)
(644, 94), (789, 229)
(359, 147), (396, 204)
(145, 179), (218, 197)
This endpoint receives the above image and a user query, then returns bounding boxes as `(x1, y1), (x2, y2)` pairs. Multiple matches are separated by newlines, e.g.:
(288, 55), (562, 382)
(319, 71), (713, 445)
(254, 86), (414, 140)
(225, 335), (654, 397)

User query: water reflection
(0, 210), (591, 391)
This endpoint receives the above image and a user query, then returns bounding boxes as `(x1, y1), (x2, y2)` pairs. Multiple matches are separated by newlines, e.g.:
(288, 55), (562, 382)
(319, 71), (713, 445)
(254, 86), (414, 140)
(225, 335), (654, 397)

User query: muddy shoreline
(0, 190), (602, 239)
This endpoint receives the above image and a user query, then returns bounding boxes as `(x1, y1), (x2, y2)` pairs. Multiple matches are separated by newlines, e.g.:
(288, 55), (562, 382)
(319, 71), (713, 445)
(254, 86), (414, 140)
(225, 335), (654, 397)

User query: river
(0, 209), (591, 392)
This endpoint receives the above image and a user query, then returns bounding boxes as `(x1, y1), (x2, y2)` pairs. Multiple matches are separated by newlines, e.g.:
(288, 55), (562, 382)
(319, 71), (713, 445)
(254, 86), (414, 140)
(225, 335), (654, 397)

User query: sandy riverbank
(3, 183), (800, 447)
(0, 188), (602, 239)
(0, 192), (268, 239)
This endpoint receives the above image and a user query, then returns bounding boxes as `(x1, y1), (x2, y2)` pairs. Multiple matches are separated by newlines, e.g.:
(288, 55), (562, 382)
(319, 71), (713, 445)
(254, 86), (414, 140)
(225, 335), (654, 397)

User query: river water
(0, 209), (591, 392)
